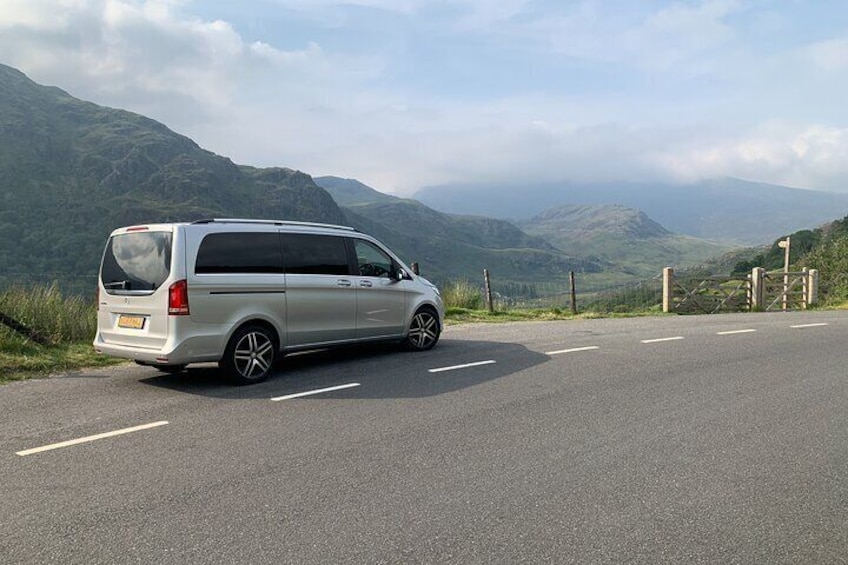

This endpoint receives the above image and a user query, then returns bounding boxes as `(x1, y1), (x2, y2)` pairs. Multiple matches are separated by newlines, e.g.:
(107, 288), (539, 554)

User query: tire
(220, 324), (277, 385)
(404, 308), (441, 351)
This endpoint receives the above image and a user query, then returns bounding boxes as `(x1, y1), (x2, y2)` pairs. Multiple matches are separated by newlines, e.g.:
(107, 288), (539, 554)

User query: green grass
(444, 306), (664, 325)
(0, 283), (125, 383)
(0, 339), (124, 383)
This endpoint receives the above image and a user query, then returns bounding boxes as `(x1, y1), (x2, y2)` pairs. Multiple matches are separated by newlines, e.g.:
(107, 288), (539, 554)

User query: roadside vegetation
(0, 283), (123, 383)
(3, 256), (848, 384)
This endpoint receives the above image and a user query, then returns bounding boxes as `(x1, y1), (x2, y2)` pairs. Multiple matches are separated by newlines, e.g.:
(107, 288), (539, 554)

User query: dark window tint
(282, 234), (351, 275)
(101, 232), (172, 292)
(195, 233), (283, 274)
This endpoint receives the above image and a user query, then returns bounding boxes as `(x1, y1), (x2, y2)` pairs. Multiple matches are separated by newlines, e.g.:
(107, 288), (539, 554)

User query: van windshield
(101, 231), (172, 292)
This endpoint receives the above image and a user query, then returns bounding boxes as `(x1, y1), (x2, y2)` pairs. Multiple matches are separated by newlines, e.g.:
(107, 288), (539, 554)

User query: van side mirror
(392, 268), (409, 282)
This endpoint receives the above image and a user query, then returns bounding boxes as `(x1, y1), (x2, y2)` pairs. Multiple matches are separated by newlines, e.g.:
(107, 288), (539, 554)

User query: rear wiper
(104, 280), (131, 290)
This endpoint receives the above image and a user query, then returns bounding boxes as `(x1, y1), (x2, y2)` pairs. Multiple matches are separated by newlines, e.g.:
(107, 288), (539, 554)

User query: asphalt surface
(2, 311), (848, 564)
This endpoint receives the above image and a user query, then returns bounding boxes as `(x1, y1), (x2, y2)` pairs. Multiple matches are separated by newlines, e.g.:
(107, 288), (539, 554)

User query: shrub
(441, 280), (484, 310)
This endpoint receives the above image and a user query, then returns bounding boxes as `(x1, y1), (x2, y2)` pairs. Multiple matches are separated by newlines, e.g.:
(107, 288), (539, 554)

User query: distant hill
(314, 177), (609, 282)
(314, 176), (401, 206)
(414, 178), (848, 245)
(517, 204), (732, 277)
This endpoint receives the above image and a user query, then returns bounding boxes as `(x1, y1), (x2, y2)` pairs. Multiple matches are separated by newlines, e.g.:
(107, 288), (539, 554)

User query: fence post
(662, 267), (673, 313)
(801, 268), (809, 309)
(569, 271), (578, 315)
(807, 269), (819, 306)
(751, 267), (765, 310)
(483, 269), (494, 313)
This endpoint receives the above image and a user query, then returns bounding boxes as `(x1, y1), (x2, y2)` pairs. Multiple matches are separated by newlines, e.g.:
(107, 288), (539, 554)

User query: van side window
(282, 234), (351, 275)
(195, 233), (283, 274)
(353, 239), (394, 278)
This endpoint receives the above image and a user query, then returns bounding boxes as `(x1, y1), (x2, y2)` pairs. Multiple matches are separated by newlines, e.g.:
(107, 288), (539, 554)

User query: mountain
(414, 178), (848, 245)
(0, 63), (345, 288)
(313, 176), (401, 206)
(0, 64), (610, 292)
(517, 204), (732, 277)
(313, 177), (608, 282)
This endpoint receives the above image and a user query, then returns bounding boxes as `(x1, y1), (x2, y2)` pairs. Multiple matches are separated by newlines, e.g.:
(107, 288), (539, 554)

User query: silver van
(94, 219), (444, 384)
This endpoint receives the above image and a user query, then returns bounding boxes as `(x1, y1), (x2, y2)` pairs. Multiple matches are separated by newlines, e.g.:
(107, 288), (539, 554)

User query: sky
(1, 0), (848, 196)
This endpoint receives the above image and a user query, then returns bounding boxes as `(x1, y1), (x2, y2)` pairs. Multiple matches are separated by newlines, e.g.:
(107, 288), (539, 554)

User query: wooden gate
(662, 267), (818, 314)
(668, 274), (751, 314)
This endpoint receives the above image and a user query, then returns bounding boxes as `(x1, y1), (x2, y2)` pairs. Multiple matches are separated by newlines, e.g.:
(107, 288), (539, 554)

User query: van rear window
(101, 232), (172, 292)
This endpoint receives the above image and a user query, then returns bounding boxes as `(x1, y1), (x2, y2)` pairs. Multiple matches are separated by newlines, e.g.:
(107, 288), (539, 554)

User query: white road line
(791, 323), (829, 329)
(428, 360), (496, 373)
(16, 421), (169, 457)
(546, 346), (600, 356)
(641, 336), (685, 344)
(717, 329), (757, 335)
(271, 383), (361, 401)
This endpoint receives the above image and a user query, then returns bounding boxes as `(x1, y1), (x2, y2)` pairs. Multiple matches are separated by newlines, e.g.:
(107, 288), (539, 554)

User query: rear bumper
(93, 334), (221, 366)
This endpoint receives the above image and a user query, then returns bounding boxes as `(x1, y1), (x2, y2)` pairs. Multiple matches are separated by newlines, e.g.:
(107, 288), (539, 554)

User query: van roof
(190, 218), (357, 231)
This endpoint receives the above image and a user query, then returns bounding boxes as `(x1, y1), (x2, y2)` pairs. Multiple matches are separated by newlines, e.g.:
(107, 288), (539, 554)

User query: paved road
(2, 312), (848, 564)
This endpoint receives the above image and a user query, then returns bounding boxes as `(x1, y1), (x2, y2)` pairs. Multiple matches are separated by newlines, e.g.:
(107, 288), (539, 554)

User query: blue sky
(2, 0), (848, 195)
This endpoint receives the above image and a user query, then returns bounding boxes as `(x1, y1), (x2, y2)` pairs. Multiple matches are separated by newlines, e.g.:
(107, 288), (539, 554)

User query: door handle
(337, 279), (352, 287)
(359, 280), (373, 288)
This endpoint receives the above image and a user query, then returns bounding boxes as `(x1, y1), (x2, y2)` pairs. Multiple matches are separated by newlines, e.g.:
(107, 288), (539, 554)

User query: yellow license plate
(118, 315), (145, 330)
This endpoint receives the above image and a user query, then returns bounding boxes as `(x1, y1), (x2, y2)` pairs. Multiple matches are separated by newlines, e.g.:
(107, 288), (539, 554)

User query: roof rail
(191, 218), (356, 231)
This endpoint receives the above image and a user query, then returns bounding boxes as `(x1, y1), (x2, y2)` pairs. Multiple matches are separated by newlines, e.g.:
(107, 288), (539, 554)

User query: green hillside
(340, 201), (608, 284)
(0, 64), (344, 288)
(517, 204), (733, 277)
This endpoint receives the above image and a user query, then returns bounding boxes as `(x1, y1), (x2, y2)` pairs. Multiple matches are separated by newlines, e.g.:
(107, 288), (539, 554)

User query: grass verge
(0, 339), (126, 384)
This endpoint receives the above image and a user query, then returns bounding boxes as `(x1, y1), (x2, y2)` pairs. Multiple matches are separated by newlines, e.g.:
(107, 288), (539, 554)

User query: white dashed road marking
(429, 360), (496, 373)
(16, 421), (169, 457)
(546, 346), (600, 356)
(641, 336), (685, 344)
(717, 329), (757, 335)
(791, 323), (829, 329)
(272, 383), (361, 401)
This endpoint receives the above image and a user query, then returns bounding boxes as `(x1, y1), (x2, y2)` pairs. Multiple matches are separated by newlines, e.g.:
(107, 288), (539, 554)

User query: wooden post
(662, 267), (673, 313)
(569, 271), (577, 315)
(802, 267), (809, 310)
(779, 237), (790, 311)
(483, 269), (494, 313)
(807, 269), (819, 306)
(751, 267), (764, 311)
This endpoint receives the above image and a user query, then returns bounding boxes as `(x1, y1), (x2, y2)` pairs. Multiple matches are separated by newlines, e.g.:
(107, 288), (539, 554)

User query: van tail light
(168, 280), (190, 316)
(95, 285), (100, 311)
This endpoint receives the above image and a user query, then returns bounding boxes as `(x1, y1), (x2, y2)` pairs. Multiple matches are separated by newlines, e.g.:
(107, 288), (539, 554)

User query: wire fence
(0, 271), (665, 314)
(486, 276), (664, 314)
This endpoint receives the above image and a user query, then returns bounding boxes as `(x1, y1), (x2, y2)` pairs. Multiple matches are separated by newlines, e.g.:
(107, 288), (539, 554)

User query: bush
(802, 238), (848, 305)
(441, 280), (484, 310)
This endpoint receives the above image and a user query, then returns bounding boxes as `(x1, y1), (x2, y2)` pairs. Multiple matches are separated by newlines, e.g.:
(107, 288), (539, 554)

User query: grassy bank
(0, 284), (124, 383)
